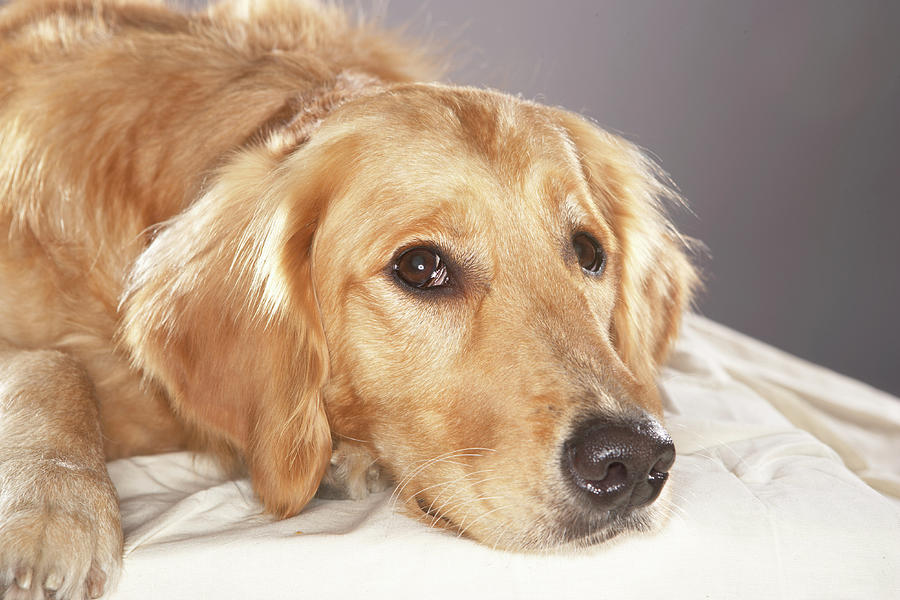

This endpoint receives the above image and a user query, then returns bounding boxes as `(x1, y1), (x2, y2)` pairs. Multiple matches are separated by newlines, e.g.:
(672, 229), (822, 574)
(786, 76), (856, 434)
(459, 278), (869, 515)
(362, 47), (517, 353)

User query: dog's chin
(572, 487), (676, 550)
(536, 491), (673, 552)
(454, 504), (664, 554)
(550, 472), (676, 551)
(556, 507), (657, 550)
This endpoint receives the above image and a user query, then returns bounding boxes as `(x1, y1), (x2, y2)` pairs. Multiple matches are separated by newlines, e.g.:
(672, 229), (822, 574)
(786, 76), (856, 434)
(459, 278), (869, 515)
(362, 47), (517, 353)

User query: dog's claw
(43, 572), (62, 591)
(87, 564), (107, 599)
(14, 567), (32, 590)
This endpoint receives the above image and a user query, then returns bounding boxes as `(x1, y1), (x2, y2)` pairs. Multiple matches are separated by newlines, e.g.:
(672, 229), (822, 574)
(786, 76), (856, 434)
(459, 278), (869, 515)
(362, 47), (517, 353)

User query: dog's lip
(562, 520), (623, 545)
(556, 506), (647, 547)
(564, 524), (624, 547)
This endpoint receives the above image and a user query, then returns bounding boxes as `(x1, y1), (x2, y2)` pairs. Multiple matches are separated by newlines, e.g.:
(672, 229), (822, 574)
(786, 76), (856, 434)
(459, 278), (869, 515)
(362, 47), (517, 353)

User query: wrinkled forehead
(330, 87), (592, 216)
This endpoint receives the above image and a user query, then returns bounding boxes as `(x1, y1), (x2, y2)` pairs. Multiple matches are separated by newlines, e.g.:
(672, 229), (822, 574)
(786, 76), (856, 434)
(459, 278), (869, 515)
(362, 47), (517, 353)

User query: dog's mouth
(556, 506), (656, 548)
(400, 416), (674, 551)
(562, 524), (624, 547)
(412, 490), (655, 551)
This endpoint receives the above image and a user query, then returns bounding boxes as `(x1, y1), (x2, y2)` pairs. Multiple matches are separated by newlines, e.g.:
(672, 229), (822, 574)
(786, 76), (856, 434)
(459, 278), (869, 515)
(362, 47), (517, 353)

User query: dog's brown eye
(393, 247), (450, 289)
(573, 233), (605, 274)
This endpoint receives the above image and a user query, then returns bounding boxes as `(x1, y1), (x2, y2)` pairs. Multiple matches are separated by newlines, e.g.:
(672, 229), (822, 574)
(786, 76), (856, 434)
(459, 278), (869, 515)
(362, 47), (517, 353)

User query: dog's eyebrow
(562, 194), (592, 230)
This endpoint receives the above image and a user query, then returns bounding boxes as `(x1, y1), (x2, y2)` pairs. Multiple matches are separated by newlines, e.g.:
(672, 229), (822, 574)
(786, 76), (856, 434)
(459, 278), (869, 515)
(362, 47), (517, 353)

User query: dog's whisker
(431, 494), (506, 530)
(488, 520), (516, 552)
(390, 450), (472, 504)
(390, 459), (474, 509)
(656, 506), (685, 526)
(427, 474), (504, 522)
(456, 503), (514, 541)
(402, 470), (503, 530)
(423, 469), (497, 515)
(450, 474), (517, 533)
(394, 447), (490, 477)
(405, 448), (496, 469)
(662, 494), (690, 520)
(672, 427), (752, 472)
(429, 477), (503, 514)
(389, 448), (494, 508)
(392, 457), (475, 498)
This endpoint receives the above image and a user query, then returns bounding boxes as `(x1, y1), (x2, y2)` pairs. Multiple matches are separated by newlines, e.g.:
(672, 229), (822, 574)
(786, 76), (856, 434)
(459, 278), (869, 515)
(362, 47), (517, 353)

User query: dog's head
(123, 83), (698, 550)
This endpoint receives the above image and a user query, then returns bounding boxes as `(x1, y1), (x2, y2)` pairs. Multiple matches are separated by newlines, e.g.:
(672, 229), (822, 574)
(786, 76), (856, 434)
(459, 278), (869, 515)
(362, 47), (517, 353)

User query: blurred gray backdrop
(370, 0), (899, 396)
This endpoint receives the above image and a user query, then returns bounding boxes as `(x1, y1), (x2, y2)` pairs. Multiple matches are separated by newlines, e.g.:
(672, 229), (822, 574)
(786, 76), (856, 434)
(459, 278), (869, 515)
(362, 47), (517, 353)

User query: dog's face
(124, 83), (696, 551)
(308, 85), (694, 548)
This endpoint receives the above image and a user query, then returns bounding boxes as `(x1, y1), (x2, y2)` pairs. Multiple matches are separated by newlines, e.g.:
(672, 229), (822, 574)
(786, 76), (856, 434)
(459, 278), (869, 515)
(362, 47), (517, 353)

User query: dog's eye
(573, 233), (606, 274)
(393, 247), (450, 289)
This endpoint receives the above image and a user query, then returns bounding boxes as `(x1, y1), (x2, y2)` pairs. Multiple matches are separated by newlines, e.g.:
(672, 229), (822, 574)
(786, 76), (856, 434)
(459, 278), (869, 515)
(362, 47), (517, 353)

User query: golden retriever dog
(0, 0), (698, 597)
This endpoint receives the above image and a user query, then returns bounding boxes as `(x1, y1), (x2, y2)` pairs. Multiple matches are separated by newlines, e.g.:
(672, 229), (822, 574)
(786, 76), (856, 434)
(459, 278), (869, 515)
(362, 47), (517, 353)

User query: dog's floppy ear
(555, 110), (700, 385)
(120, 145), (331, 517)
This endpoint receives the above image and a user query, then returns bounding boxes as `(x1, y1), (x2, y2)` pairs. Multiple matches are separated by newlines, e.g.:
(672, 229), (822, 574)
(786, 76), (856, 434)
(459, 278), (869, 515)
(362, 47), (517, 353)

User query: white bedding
(107, 315), (900, 599)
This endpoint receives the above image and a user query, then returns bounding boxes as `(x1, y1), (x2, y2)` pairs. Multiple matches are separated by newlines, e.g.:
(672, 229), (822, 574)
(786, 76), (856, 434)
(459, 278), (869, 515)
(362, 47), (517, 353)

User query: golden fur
(0, 0), (698, 597)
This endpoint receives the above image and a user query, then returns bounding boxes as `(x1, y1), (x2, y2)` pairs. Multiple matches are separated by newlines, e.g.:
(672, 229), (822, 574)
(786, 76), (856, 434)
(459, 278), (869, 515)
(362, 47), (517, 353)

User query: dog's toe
(0, 509), (120, 600)
(366, 462), (390, 494)
(316, 441), (388, 500)
(0, 464), (122, 600)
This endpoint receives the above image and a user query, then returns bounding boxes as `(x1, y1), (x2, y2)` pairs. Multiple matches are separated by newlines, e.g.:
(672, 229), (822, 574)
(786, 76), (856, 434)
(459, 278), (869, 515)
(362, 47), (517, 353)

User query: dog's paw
(0, 458), (123, 600)
(315, 442), (389, 500)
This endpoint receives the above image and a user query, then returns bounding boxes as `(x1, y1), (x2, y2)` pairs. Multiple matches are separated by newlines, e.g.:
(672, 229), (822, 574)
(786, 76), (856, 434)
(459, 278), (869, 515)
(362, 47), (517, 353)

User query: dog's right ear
(553, 110), (700, 389)
(120, 141), (334, 517)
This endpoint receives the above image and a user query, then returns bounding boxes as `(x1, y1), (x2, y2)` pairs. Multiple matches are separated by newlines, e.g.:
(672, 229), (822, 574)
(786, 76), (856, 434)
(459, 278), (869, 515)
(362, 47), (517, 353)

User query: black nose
(564, 418), (675, 512)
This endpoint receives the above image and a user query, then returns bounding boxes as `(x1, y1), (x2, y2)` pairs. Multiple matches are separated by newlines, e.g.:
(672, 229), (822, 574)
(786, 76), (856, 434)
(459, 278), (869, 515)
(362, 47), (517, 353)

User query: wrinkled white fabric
(107, 315), (900, 599)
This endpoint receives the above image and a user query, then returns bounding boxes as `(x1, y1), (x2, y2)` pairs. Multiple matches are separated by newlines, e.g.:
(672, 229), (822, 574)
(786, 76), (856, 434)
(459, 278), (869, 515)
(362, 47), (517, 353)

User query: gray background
(374, 0), (900, 397)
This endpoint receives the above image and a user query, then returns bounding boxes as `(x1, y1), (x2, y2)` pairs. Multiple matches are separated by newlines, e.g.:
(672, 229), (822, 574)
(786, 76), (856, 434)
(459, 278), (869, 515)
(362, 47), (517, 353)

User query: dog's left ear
(120, 145), (332, 517)
(554, 110), (700, 386)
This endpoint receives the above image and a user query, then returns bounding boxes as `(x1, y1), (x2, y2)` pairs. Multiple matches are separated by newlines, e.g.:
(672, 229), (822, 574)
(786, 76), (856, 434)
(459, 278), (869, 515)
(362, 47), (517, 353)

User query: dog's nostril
(572, 438), (617, 482)
(584, 461), (628, 495)
(571, 440), (629, 487)
(565, 418), (675, 512)
(600, 462), (628, 487)
(653, 444), (676, 474)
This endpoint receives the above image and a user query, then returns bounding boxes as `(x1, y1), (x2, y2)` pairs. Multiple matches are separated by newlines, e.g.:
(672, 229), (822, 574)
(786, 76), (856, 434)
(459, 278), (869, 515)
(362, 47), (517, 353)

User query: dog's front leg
(0, 342), (122, 600)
